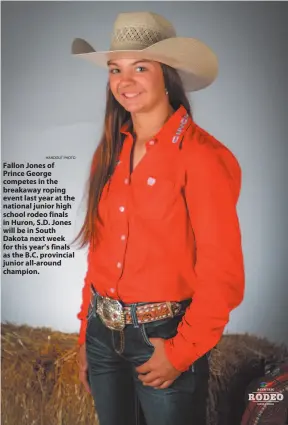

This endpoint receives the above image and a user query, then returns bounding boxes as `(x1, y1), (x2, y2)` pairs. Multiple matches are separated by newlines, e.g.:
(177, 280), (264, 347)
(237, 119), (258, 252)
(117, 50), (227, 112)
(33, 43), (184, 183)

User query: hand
(79, 343), (91, 393)
(136, 338), (181, 389)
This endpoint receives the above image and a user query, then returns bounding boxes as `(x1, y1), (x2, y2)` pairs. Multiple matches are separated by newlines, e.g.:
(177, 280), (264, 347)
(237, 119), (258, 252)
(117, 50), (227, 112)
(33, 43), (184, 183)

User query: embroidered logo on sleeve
(172, 114), (189, 144)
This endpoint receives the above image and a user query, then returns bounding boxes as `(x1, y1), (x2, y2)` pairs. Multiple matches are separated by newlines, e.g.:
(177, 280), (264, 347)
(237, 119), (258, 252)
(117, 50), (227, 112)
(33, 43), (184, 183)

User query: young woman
(71, 11), (245, 425)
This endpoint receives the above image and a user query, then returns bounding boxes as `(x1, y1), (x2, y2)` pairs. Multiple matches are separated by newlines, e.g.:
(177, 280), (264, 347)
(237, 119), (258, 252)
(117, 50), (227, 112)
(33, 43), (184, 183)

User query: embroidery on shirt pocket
(135, 177), (177, 220)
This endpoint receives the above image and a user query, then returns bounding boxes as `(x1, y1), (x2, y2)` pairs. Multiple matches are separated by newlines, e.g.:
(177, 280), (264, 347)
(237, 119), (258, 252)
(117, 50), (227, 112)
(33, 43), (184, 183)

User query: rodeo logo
(248, 382), (285, 406)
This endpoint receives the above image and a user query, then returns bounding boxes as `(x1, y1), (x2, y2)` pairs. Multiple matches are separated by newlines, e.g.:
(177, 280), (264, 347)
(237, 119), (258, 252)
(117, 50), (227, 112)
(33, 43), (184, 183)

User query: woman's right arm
(77, 243), (93, 393)
(77, 242), (93, 344)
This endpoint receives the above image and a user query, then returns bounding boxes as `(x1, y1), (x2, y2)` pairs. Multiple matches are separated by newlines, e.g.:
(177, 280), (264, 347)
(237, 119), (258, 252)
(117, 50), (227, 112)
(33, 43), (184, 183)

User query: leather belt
(90, 285), (190, 331)
(124, 302), (182, 325)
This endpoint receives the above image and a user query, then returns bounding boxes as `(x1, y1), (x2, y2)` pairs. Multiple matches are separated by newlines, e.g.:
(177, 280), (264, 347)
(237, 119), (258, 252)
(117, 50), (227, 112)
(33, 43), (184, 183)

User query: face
(108, 57), (167, 114)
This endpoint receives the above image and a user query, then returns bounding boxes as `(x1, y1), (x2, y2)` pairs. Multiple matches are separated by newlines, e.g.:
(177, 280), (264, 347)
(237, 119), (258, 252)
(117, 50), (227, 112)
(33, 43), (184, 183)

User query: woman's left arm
(164, 133), (245, 372)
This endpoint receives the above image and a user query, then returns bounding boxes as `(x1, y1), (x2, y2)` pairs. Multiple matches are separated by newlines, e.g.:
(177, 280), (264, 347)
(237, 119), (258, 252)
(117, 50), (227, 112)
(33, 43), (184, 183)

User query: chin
(122, 103), (147, 114)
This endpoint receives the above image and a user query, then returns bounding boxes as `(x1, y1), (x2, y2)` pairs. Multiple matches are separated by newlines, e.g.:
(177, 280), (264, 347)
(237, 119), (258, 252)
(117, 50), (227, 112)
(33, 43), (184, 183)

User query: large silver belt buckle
(96, 296), (125, 331)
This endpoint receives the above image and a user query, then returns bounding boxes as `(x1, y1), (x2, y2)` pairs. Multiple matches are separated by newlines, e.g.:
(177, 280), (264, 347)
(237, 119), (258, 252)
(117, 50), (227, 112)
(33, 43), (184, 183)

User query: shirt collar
(120, 105), (192, 147)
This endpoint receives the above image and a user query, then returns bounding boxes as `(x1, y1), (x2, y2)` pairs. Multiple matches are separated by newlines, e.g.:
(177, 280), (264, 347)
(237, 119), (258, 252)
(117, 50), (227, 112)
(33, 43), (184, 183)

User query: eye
(109, 68), (120, 74)
(135, 66), (147, 72)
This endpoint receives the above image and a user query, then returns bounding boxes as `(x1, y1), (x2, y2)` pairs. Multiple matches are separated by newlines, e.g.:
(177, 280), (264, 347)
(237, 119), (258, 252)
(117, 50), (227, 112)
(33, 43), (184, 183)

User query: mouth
(121, 92), (142, 100)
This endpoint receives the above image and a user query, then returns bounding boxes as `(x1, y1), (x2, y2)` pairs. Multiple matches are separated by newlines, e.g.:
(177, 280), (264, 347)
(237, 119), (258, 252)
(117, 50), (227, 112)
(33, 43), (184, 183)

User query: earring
(165, 88), (168, 95)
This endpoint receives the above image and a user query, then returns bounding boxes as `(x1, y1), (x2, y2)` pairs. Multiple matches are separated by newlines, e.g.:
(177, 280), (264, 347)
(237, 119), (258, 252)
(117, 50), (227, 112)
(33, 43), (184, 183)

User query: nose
(117, 70), (136, 91)
(119, 80), (134, 88)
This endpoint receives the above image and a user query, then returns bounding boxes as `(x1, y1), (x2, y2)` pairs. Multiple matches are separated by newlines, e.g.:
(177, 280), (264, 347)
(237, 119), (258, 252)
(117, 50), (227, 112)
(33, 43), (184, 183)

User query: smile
(122, 93), (141, 99)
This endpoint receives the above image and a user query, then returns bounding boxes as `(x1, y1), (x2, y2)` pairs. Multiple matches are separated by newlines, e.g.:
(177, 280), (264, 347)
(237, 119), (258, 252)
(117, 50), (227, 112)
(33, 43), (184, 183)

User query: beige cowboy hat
(71, 11), (218, 92)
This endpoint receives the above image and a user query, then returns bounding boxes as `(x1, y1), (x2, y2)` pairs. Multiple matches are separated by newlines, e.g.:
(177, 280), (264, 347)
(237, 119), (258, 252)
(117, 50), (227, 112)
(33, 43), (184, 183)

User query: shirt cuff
(164, 334), (197, 372)
(164, 329), (218, 372)
(78, 319), (87, 345)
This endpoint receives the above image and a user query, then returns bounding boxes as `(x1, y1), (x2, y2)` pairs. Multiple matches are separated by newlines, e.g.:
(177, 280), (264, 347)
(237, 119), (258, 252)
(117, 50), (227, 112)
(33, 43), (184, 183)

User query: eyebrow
(107, 59), (152, 66)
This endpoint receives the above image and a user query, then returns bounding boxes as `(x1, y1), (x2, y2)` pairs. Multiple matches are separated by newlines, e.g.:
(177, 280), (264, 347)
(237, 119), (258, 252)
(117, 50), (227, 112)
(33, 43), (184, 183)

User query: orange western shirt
(78, 105), (245, 372)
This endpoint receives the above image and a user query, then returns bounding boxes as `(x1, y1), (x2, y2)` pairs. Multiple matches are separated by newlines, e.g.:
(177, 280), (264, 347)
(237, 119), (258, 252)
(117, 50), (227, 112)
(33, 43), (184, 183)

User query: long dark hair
(74, 63), (193, 248)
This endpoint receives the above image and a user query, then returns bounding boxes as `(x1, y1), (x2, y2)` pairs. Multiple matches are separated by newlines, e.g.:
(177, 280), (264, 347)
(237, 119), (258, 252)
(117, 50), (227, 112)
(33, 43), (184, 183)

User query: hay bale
(1, 322), (98, 425)
(1, 322), (287, 425)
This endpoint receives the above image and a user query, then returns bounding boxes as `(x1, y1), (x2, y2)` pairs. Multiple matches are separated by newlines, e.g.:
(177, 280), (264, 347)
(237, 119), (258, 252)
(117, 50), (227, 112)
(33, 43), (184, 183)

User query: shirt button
(120, 235), (126, 241)
(110, 288), (115, 293)
(149, 140), (155, 145)
(119, 206), (125, 212)
(117, 262), (122, 268)
(147, 177), (156, 186)
(124, 178), (129, 185)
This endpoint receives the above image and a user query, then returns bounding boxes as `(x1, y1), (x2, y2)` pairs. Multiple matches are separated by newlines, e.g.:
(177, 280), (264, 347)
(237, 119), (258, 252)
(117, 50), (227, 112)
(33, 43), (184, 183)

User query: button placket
(145, 139), (156, 151)
(113, 153), (130, 291)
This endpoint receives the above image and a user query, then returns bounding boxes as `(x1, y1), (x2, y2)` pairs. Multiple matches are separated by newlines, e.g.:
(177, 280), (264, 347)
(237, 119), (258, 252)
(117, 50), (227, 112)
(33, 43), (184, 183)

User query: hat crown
(110, 12), (176, 50)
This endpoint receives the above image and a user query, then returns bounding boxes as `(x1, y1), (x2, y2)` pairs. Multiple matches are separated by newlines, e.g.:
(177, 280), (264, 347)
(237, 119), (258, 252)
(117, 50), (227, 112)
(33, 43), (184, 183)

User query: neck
(131, 101), (174, 144)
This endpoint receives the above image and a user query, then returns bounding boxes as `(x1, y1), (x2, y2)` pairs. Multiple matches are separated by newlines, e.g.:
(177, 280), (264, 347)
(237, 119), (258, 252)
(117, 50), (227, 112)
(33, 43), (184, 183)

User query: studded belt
(91, 285), (191, 331)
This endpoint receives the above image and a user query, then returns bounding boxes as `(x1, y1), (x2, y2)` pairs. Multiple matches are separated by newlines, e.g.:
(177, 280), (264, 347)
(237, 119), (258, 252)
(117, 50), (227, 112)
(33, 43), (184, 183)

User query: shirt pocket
(132, 177), (178, 220)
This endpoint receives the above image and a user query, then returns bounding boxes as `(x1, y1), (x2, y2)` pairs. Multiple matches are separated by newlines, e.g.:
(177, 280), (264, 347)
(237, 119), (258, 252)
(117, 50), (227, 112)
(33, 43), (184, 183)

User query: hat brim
(71, 37), (218, 92)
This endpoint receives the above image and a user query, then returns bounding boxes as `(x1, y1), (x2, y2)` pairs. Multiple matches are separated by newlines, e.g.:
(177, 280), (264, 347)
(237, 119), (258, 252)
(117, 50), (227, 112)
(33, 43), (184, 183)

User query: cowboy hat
(71, 11), (218, 92)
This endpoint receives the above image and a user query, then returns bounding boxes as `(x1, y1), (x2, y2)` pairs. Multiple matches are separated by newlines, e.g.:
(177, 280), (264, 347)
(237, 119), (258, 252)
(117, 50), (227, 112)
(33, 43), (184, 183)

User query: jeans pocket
(140, 324), (154, 347)
(140, 315), (183, 348)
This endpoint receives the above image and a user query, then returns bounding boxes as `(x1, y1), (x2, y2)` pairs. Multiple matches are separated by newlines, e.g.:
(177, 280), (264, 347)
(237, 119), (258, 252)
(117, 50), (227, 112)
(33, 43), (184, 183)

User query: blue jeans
(85, 298), (210, 425)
